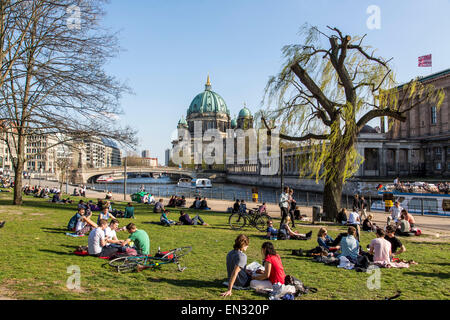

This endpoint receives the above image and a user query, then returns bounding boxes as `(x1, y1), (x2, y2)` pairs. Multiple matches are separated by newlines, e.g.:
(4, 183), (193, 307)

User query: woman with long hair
(250, 242), (286, 291)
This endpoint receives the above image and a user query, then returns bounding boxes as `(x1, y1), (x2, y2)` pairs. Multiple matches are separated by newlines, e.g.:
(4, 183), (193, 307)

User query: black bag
(284, 275), (318, 297)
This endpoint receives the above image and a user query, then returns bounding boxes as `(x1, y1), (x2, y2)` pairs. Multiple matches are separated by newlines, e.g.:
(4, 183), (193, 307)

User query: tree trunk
(13, 134), (25, 205)
(322, 158), (346, 221)
(13, 159), (24, 205)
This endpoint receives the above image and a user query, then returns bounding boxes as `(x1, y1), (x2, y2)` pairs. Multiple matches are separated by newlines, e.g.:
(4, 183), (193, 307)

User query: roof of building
(187, 76), (230, 117)
(360, 125), (378, 134)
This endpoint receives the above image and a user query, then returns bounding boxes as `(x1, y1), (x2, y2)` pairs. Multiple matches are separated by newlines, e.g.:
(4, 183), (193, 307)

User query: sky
(100, 0), (450, 161)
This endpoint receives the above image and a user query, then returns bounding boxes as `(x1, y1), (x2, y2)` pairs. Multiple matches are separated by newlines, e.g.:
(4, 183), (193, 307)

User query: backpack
(67, 213), (80, 231)
(284, 275), (318, 297)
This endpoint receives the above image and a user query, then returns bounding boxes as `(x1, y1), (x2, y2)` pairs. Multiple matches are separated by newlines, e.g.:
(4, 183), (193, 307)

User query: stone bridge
(70, 166), (226, 184)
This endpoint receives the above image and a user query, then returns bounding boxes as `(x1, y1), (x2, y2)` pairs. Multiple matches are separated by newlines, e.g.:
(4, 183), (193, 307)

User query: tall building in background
(141, 150), (151, 158)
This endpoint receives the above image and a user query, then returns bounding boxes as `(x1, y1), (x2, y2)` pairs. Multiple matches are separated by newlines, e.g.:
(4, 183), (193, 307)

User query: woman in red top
(250, 242), (286, 292)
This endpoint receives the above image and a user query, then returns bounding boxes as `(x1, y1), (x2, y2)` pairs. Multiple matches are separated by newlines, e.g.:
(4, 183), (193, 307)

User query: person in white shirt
(88, 219), (118, 257)
(346, 210), (361, 240)
(104, 219), (124, 247)
(388, 201), (403, 225)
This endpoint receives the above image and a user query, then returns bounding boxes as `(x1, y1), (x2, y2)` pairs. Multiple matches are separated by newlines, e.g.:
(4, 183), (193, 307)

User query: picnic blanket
(73, 250), (109, 259)
(66, 232), (84, 237)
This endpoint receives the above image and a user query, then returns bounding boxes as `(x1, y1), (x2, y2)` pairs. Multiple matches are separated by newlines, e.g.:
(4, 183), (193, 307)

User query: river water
(90, 176), (329, 206)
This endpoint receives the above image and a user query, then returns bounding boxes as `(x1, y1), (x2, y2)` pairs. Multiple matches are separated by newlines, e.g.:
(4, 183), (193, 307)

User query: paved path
(26, 179), (450, 238)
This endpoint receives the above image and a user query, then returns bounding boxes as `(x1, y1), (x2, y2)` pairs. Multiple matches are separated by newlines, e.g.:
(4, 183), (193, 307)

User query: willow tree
(0, 0), (136, 205)
(262, 26), (445, 220)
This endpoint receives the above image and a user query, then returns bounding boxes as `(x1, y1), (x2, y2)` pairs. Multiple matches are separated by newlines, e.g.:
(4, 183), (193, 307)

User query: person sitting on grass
(250, 242), (286, 292)
(104, 219), (126, 248)
(105, 191), (113, 200)
(337, 226), (360, 264)
(124, 202), (135, 219)
(258, 202), (267, 214)
(179, 211), (208, 226)
(362, 214), (377, 232)
(154, 199), (164, 213)
(346, 209), (361, 240)
(317, 227), (340, 253)
(221, 234), (251, 297)
(369, 228), (391, 265)
(121, 223), (150, 255)
(396, 214), (415, 237)
(401, 209), (416, 228)
(177, 196), (187, 207)
(200, 197), (211, 210)
(160, 210), (176, 226)
(266, 220), (278, 239)
(278, 217), (312, 240)
(88, 219), (118, 258)
(336, 208), (348, 225)
(75, 209), (98, 235)
(167, 195), (177, 207)
(0, 221), (5, 228)
(52, 192), (61, 203)
(97, 207), (111, 225)
(385, 225), (406, 258)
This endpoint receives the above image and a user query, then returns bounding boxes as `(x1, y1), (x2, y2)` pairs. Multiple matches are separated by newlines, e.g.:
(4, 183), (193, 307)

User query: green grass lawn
(0, 190), (449, 300)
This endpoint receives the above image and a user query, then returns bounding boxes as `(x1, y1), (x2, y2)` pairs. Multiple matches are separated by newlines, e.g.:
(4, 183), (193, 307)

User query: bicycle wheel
(228, 213), (246, 230)
(255, 214), (271, 232)
(109, 256), (139, 273)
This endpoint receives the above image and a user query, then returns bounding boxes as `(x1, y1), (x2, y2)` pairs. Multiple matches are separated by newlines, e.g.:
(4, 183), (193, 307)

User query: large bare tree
(262, 25), (445, 219)
(0, 0), (136, 205)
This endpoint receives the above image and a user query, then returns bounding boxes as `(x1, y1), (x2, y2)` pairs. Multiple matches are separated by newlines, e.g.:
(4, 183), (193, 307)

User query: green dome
(238, 107), (252, 118)
(187, 76), (230, 116)
(231, 118), (237, 129)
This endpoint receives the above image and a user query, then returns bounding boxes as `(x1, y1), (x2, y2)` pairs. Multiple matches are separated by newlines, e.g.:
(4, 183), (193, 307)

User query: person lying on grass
(88, 219), (118, 258)
(160, 210), (176, 226)
(278, 217), (312, 240)
(221, 234), (252, 297)
(179, 211), (208, 226)
(121, 223), (150, 255)
(250, 242), (286, 292)
(75, 209), (98, 236)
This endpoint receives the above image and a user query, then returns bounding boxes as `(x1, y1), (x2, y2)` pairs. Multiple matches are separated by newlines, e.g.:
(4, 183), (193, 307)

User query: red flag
(418, 54), (432, 67)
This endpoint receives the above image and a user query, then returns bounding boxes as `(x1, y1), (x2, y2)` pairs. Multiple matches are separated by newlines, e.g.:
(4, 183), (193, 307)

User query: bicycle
(228, 209), (271, 232)
(109, 246), (192, 273)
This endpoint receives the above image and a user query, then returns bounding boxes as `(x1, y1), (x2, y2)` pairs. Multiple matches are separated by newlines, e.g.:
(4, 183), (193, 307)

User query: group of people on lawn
(68, 197), (209, 258)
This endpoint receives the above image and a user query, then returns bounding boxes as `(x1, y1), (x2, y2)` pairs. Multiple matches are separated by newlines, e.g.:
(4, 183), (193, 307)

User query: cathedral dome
(238, 106), (252, 118)
(187, 76), (230, 117)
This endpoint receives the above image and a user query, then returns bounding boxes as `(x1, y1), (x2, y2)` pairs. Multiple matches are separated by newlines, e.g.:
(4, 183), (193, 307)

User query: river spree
(90, 177), (327, 206)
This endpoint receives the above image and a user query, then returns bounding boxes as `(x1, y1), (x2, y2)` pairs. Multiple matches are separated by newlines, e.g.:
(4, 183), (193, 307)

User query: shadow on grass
(39, 249), (74, 256)
(403, 271), (450, 280)
(146, 277), (222, 289)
